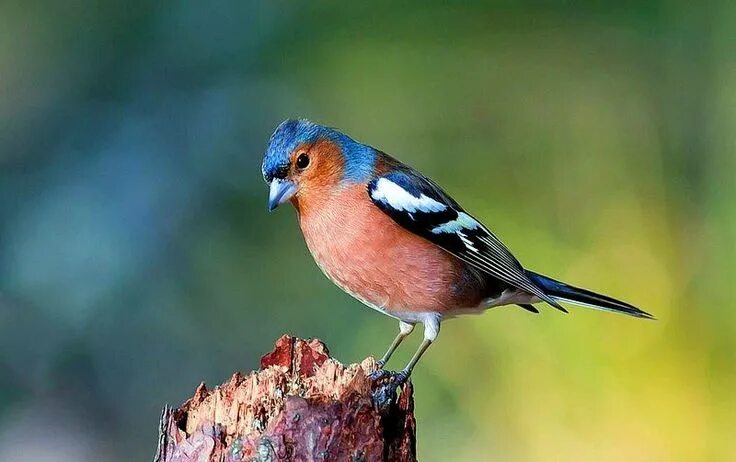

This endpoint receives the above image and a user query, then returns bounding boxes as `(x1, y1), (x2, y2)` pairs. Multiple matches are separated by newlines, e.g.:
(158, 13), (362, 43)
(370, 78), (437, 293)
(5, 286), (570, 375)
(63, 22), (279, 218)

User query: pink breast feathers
(294, 184), (486, 317)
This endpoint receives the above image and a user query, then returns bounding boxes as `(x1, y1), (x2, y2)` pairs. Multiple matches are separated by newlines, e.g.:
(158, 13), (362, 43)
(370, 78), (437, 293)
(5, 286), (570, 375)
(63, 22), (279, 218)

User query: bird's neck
(291, 179), (355, 220)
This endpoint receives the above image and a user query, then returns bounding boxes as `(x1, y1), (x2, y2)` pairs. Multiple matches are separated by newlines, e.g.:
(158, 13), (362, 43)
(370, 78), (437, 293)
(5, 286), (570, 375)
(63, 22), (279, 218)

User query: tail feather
(517, 303), (540, 314)
(526, 270), (654, 319)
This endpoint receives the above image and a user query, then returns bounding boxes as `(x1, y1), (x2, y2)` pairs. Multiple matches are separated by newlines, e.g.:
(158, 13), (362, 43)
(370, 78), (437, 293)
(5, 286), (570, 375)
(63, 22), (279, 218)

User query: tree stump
(154, 335), (417, 462)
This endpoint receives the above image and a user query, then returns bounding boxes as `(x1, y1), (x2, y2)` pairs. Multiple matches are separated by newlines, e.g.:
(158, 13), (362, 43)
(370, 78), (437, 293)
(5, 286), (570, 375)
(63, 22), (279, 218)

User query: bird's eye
(296, 153), (310, 170)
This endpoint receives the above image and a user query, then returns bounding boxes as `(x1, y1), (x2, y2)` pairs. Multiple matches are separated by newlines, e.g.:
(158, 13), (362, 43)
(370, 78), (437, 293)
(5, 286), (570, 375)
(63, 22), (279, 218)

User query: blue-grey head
(262, 119), (376, 211)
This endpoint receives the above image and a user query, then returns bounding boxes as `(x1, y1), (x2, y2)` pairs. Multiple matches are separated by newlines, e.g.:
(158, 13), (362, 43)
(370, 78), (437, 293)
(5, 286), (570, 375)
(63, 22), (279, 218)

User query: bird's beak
(268, 179), (298, 211)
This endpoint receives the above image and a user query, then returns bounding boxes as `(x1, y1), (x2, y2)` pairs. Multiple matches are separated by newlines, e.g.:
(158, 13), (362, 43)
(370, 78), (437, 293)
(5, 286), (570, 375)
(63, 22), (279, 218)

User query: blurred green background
(1, 1), (734, 461)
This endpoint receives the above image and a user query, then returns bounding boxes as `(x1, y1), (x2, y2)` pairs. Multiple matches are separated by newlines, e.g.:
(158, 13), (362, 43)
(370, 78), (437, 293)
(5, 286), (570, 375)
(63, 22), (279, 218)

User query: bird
(262, 119), (653, 384)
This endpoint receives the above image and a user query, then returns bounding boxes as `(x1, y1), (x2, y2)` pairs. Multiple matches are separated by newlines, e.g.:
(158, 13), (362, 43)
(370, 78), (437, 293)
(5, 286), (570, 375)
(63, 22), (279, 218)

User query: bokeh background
(1, 1), (734, 461)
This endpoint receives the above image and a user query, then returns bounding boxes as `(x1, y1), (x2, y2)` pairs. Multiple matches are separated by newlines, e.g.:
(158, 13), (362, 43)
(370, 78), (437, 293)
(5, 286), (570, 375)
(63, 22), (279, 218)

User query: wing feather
(368, 166), (562, 309)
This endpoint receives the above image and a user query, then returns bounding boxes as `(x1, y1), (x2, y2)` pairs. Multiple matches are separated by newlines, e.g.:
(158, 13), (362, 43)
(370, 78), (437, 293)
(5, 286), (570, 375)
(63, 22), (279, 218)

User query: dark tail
(526, 270), (654, 319)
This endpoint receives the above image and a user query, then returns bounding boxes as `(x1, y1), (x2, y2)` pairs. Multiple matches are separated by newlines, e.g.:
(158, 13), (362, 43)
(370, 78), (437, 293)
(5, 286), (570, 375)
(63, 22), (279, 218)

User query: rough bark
(154, 335), (416, 462)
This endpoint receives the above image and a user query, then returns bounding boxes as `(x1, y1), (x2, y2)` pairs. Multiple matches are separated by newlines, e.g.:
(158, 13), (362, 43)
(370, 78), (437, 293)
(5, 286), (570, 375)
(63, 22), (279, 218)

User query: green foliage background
(0, 1), (734, 460)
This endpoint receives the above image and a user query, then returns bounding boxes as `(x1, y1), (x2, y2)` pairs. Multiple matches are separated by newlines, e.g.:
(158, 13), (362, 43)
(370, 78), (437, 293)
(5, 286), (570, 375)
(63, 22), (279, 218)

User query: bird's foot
(367, 366), (390, 382)
(370, 369), (410, 413)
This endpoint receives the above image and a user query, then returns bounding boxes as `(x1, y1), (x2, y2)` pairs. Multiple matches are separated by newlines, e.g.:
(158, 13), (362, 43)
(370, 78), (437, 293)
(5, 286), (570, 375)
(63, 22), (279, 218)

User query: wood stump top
(155, 335), (417, 462)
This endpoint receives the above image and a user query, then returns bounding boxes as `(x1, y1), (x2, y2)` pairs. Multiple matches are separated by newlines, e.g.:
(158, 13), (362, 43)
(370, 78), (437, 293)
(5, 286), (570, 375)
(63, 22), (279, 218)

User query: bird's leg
(371, 315), (440, 410)
(396, 337), (433, 381)
(376, 321), (415, 368)
(391, 316), (438, 384)
(369, 321), (414, 382)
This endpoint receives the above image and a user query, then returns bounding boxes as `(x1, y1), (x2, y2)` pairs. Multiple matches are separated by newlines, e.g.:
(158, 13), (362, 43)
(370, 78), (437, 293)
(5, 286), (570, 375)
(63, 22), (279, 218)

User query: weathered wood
(154, 335), (417, 462)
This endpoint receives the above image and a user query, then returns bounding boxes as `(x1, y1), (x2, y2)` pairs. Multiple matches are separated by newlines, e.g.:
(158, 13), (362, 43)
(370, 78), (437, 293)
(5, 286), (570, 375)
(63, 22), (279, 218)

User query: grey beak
(268, 179), (298, 211)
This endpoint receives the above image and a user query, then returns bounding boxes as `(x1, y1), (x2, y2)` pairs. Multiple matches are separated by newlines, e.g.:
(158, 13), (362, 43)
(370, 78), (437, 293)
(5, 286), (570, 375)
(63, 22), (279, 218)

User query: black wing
(367, 165), (563, 309)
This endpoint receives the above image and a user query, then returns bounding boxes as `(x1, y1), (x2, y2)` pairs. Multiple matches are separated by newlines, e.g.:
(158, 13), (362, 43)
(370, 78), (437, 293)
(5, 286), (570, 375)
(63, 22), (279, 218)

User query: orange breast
(293, 184), (486, 316)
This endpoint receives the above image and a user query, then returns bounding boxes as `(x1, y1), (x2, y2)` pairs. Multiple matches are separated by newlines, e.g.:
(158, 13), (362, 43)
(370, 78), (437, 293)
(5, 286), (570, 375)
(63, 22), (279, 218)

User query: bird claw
(367, 368), (390, 381)
(370, 370), (410, 412)
(392, 370), (410, 385)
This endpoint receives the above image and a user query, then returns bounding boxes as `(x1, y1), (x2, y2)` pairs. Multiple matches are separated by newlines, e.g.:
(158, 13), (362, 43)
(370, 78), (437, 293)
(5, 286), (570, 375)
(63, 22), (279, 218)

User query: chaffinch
(262, 119), (652, 383)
